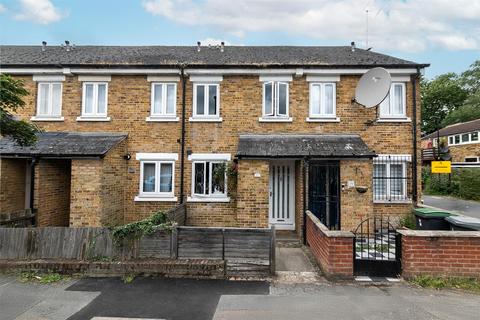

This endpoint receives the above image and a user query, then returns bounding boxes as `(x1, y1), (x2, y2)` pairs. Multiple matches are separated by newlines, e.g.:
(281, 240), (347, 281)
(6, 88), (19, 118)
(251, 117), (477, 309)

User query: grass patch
(18, 271), (70, 284)
(411, 275), (480, 293)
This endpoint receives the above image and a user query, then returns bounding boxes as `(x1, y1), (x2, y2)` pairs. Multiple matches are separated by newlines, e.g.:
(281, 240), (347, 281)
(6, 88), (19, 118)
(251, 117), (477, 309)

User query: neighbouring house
(0, 43), (428, 238)
(421, 119), (480, 165)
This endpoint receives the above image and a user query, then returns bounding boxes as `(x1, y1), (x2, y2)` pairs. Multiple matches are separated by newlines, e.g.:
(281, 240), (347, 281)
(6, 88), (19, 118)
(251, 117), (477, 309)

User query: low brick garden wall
(306, 211), (354, 279)
(399, 229), (480, 279)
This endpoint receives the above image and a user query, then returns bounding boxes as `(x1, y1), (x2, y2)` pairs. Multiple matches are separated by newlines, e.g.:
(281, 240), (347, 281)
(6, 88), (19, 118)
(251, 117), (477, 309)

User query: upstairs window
(193, 83), (220, 118)
(36, 82), (62, 118)
(379, 83), (406, 118)
(448, 132), (479, 145)
(262, 81), (289, 119)
(151, 83), (177, 117)
(309, 83), (336, 118)
(81, 82), (108, 118)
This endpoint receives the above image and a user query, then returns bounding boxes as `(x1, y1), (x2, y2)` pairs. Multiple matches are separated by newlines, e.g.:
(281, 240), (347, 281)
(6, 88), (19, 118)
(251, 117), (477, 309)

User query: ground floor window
(188, 153), (231, 202)
(135, 153), (178, 201)
(373, 155), (410, 202)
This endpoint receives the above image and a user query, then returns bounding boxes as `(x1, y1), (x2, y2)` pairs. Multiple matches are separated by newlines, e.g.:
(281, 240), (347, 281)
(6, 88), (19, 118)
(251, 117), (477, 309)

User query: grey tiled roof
(0, 45), (427, 68)
(0, 132), (127, 158)
(422, 119), (480, 139)
(237, 134), (376, 158)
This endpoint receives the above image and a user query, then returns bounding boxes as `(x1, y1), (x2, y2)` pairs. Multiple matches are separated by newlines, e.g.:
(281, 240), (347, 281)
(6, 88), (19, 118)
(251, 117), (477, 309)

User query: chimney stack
(65, 40), (70, 51)
(41, 41), (47, 52)
(197, 41), (201, 52)
(351, 41), (356, 52)
(220, 41), (225, 52)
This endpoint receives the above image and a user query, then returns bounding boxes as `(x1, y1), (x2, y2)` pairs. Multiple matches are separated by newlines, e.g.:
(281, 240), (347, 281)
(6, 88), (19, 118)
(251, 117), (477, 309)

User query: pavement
(423, 195), (480, 218)
(1, 274), (479, 320)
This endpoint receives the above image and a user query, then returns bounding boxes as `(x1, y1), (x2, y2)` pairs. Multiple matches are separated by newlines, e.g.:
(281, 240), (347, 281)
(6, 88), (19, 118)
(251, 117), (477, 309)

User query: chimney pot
(351, 41), (356, 52)
(197, 41), (201, 52)
(220, 41), (225, 52)
(41, 41), (47, 52)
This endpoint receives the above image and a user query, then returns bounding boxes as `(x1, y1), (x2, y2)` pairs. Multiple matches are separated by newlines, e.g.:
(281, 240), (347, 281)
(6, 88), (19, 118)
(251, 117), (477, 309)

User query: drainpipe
(411, 68), (420, 206)
(302, 158), (308, 245)
(179, 66), (187, 204)
(30, 157), (37, 226)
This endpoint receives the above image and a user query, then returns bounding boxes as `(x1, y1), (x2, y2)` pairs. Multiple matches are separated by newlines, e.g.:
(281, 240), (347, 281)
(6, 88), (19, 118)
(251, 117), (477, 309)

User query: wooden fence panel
(139, 231), (171, 258)
(177, 228), (223, 259)
(224, 229), (272, 276)
(0, 224), (274, 276)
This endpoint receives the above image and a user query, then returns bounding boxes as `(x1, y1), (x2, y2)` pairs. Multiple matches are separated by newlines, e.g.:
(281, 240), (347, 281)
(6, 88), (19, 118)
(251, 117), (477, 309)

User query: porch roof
(0, 132), (127, 158)
(236, 134), (376, 159)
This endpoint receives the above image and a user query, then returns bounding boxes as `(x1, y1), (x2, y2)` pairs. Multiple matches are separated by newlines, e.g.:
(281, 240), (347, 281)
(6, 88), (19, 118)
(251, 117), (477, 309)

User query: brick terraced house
(0, 43), (428, 238)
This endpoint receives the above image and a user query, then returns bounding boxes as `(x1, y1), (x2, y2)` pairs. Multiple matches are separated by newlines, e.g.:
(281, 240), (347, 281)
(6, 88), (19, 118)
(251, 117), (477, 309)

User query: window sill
(146, 116), (179, 122)
(30, 116), (64, 122)
(187, 196), (230, 203)
(189, 117), (223, 122)
(306, 117), (340, 123)
(258, 117), (293, 123)
(76, 116), (111, 122)
(134, 196), (178, 202)
(376, 117), (411, 123)
(373, 199), (412, 204)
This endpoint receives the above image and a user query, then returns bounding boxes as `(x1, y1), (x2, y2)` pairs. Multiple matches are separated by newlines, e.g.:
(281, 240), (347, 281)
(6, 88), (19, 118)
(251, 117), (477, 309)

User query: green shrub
(112, 211), (177, 245)
(423, 167), (479, 201)
(400, 212), (416, 229)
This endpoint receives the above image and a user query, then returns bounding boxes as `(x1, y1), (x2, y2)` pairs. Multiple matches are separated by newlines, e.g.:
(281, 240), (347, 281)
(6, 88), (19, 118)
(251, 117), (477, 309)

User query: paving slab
(275, 247), (315, 272)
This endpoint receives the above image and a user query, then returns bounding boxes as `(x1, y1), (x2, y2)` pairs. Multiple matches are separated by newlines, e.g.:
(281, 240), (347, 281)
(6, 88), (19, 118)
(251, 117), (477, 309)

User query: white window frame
(78, 82), (109, 121)
(187, 153), (231, 202)
(379, 82), (407, 119)
(308, 82), (337, 119)
(260, 81), (290, 121)
(191, 83), (221, 121)
(33, 82), (63, 120)
(134, 153), (178, 202)
(448, 131), (479, 146)
(147, 82), (178, 121)
(373, 155), (410, 203)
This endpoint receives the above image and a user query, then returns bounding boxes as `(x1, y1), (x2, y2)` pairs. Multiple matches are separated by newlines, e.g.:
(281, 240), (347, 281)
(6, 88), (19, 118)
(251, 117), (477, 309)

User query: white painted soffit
(0, 67), (421, 76)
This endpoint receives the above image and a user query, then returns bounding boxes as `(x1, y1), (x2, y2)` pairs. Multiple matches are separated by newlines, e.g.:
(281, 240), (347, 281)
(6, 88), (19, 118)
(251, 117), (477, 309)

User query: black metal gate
(354, 216), (401, 277)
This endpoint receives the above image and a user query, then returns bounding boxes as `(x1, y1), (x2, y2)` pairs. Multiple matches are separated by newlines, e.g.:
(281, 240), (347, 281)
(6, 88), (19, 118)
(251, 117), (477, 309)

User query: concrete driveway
(1, 275), (480, 320)
(423, 195), (480, 218)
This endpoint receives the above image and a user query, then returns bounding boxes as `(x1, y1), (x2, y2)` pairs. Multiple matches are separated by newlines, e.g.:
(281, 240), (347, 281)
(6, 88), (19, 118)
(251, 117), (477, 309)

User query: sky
(0, 0), (479, 79)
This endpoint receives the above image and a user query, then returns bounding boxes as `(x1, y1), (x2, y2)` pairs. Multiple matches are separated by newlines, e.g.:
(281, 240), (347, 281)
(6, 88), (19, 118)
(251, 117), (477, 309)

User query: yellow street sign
(431, 161), (451, 174)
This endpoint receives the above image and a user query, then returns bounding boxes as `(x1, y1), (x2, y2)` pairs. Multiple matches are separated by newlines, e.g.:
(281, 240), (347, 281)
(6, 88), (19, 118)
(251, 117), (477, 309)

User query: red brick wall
(400, 231), (480, 278)
(306, 211), (354, 278)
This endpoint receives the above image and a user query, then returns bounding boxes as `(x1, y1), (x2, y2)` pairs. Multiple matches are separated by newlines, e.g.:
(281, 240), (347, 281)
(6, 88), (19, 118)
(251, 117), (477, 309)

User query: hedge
(423, 167), (480, 201)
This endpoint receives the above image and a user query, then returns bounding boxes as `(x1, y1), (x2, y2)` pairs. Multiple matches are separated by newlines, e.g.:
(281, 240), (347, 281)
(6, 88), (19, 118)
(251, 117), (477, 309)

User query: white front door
(269, 161), (295, 230)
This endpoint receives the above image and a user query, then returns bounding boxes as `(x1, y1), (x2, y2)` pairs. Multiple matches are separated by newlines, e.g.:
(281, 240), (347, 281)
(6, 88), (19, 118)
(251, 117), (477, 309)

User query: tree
(421, 73), (468, 134)
(440, 60), (480, 127)
(0, 74), (39, 146)
(460, 60), (480, 94)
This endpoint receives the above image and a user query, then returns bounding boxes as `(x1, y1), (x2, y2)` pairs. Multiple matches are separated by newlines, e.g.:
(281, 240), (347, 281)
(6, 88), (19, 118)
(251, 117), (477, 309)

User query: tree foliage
(421, 60), (480, 134)
(0, 74), (39, 146)
(421, 73), (468, 134)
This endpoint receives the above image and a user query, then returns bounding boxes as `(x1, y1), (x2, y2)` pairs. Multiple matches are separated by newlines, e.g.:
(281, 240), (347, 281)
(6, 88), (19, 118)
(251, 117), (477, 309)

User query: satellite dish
(354, 67), (391, 108)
